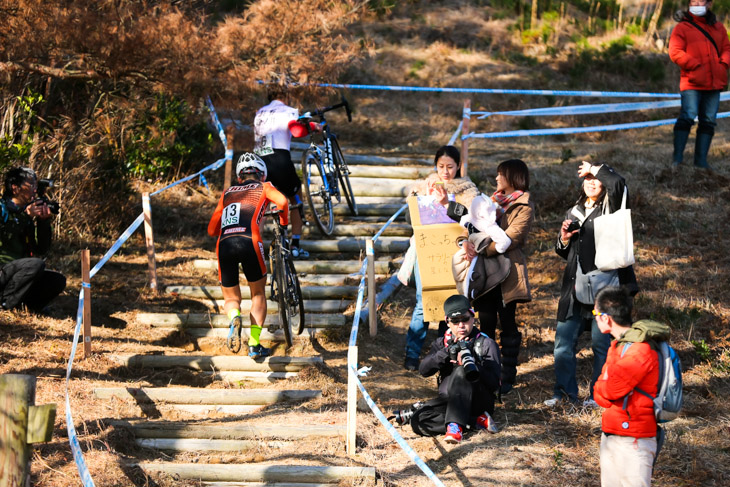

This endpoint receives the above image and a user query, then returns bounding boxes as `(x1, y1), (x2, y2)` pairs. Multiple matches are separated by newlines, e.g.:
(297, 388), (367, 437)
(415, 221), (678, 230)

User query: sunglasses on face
(449, 315), (471, 324)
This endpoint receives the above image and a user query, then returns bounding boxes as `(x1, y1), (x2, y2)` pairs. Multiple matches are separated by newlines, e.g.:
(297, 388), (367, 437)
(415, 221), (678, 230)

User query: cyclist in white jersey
(254, 85), (320, 259)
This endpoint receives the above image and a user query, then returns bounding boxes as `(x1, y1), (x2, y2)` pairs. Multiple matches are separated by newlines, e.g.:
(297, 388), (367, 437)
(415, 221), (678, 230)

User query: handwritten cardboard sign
(407, 196), (465, 322)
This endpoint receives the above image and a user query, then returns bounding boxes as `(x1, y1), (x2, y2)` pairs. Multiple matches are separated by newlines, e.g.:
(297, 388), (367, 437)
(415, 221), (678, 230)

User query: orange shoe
(444, 422), (462, 444)
(476, 412), (498, 434)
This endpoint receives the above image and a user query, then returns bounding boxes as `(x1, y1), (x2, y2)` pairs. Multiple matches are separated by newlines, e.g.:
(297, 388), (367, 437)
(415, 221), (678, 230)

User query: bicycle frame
(303, 116), (340, 200)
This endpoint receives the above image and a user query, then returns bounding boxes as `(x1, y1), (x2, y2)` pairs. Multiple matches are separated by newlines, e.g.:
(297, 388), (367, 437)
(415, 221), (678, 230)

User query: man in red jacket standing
(669, 0), (730, 169)
(593, 286), (671, 487)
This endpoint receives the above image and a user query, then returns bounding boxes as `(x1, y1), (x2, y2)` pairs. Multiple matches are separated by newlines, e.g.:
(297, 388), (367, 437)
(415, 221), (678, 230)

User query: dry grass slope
(1, 1), (730, 486)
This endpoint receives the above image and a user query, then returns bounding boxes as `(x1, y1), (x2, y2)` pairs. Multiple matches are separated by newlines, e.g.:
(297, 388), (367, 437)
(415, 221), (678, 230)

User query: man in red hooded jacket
(593, 286), (671, 487)
(669, 0), (730, 169)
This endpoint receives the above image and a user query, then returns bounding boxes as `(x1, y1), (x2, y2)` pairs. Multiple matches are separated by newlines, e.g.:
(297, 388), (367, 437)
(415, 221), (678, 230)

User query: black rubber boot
(672, 119), (692, 166)
(499, 331), (522, 394)
(694, 123), (714, 169)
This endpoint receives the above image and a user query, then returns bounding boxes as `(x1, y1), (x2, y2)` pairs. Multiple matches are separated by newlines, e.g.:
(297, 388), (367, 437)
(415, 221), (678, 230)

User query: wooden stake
(367, 240), (377, 336)
(0, 374), (56, 486)
(224, 124), (235, 191)
(142, 192), (158, 292)
(81, 249), (92, 358)
(346, 346), (358, 456)
(461, 99), (471, 178)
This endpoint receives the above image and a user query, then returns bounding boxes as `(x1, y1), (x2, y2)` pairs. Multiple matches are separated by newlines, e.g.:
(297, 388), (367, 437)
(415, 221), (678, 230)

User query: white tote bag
(594, 187), (635, 271)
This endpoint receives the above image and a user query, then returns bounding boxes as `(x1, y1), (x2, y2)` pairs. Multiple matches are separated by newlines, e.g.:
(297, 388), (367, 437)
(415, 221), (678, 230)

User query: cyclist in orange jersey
(208, 152), (289, 358)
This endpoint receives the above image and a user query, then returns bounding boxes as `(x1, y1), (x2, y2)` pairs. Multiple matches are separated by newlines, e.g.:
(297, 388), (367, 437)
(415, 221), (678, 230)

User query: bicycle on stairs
(264, 206), (305, 347)
(300, 96), (358, 236)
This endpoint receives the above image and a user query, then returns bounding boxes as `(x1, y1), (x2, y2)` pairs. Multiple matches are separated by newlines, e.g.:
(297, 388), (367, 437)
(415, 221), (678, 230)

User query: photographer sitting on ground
(410, 294), (502, 444)
(0, 167), (66, 312)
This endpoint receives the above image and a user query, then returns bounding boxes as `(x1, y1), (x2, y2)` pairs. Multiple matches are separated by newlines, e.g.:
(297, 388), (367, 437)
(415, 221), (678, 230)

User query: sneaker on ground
(583, 398), (600, 409)
(543, 396), (562, 408)
(226, 316), (243, 353)
(291, 247), (309, 259)
(476, 412), (499, 434)
(444, 422), (463, 444)
(404, 357), (419, 371)
(248, 344), (270, 359)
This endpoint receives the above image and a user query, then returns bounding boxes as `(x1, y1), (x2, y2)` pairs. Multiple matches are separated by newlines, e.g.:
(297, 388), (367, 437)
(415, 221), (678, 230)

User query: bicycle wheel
(332, 137), (358, 216)
(301, 148), (334, 236)
(270, 241), (292, 347)
(284, 257), (305, 335)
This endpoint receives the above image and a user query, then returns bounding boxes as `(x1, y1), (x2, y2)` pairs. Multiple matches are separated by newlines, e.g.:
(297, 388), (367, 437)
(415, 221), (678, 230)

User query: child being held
(452, 194), (511, 299)
(459, 194), (511, 253)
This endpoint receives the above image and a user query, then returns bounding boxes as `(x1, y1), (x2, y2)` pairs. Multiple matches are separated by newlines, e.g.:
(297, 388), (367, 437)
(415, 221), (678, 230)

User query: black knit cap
(443, 294), (473, 319)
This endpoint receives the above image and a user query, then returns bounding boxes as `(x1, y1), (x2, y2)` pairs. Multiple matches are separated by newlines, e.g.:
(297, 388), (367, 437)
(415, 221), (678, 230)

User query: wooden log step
(113, 421), (343, 439)
(207, 300), (352, 314)
(166, 285), (359, 300)
(290, 236), (409, 253)
(330, 196), (406, 204)
(109, 355), (322, 372)
(138, 312), (345, 328)
(202, 483), (336, 487)
(151, 405), (264, 416)
(302, 177), (410, 198)
(203, 371), (298, 383)
(94, 388), (321, 405)
(332, 203), (405, 216)
(180, 327), (325, 340)
(136, 438), (287, 452)
(194, 259), (394, 275)
(133, 463), (376, 483)
(262, 222), (411, 237)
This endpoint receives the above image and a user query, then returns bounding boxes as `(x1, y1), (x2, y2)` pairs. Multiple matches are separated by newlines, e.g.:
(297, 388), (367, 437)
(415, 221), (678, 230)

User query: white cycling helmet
(236, 152), (267, 181)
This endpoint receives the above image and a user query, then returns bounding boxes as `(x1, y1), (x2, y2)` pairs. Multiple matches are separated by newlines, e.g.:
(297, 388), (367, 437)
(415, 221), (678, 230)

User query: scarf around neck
(492, 190), (524, 218)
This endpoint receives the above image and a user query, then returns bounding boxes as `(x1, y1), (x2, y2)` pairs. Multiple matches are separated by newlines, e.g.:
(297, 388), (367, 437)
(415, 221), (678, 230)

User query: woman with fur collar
(403, 145), (478, 371)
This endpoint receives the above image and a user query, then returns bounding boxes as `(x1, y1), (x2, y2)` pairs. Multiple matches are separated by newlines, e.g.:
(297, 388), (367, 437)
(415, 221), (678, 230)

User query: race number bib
(222, 203), (241, 227)
(253, 134), (274, 156)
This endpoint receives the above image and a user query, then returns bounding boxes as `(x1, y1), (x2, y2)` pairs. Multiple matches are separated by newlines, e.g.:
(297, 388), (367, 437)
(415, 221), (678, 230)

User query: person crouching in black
(0, 167), (66, 312)
(412, 294), (502, 444)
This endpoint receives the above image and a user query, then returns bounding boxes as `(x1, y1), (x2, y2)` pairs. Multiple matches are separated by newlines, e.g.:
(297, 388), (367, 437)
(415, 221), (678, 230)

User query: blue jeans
(405, 262), (425, 361)
(677, 89), (721, 128)
(553, 311), (611, 401)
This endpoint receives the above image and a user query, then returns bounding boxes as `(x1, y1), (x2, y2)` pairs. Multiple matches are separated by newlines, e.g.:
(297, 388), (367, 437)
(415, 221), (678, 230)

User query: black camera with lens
(36, 179), (60, 215)
(389, 401), (424, 426)
(449, 340), (480, 382)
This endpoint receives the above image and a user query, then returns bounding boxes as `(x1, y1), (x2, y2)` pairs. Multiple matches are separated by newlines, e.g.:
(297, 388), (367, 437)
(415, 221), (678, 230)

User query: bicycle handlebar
(300, 96), (352, 123)
(264, 203), (302, 219)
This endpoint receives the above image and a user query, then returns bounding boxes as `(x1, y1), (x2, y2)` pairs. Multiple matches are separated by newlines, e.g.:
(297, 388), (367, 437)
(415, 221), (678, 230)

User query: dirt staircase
(94, 148), (432, 485)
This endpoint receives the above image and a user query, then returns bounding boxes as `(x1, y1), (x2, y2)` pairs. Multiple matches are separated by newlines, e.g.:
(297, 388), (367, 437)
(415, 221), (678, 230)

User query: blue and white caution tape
(463, 111), (730, 139)
(205, 96), (227, 146)
(371, 204), (408, 242)
(310, 82), (679, 98)
(348, 261), (368, 347)
(448, 120), (463, 146)
(199, 173), (210, 191)
(150, 157), (226, 196)
(65, 290), (96, 487)
(348, 365), (447, 487)
(471, 92), (730, 119)
(90, 213), (145, 278)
